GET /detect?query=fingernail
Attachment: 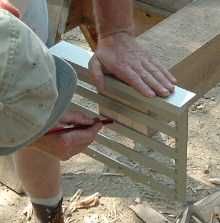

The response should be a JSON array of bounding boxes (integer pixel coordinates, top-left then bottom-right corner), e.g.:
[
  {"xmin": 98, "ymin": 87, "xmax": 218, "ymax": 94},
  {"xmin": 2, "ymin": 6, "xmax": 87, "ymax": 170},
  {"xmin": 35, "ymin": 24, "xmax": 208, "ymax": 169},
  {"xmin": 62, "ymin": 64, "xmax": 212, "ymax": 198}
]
[
  {"xmin": 168, "ymin": 84, "xmax": 175, "ymax": 92},
  {"xmin": 172, "ymin": 77, "xmax": 177, "ymax": 83},
  {"xmin": 161, "ymin": 88, "xmax": 170, "ymax": 96},
  {"xmin": 148, "ymin": 91, "xmax": 156, "ymax": 97}
]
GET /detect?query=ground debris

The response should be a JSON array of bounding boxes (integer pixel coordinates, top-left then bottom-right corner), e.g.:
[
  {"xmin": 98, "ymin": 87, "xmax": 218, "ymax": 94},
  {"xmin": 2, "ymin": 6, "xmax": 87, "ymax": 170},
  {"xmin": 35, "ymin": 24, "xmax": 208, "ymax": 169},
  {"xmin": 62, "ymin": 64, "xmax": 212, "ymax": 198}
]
[
  {"xmin": 21, "ymin": 203, "xmax": 33, "ymax": 222},
  {"xmin": 84, "ymin": 214, "xmax": 110, "ymax": 223},
  {"xmin": 65, "ymin": 189, "xmax": 101, "ymax": 214},
  {"xmin": 208, "ymin": 178, "xmax": 220, "ymax": 185},
  {"xmin": 129, "ymin": 201, "xmax": 169, "ymax": 223}
]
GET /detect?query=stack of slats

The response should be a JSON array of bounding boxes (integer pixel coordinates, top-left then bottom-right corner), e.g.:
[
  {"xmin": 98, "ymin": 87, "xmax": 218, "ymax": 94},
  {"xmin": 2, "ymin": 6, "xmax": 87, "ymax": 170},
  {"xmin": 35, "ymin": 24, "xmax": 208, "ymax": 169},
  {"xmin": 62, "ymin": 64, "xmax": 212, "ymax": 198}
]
[{"xmin": 50, "ymin": 41, "xmax": 195, "ymax": 201}]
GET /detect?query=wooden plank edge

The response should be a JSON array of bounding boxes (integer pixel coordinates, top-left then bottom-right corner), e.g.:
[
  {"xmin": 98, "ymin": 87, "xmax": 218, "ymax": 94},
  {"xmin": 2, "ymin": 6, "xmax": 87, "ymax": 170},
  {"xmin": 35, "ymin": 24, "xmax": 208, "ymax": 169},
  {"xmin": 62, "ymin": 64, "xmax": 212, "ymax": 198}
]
[
  {"xmin": 96, "ymin": 133, "xmax": 175, "ymax": 178},
  {"xmin": 49, "ymin": 41, "xmax": 196, "ymax": 113},
  {"xmin": 85, "ymin": 146, "xmax": 176, "ymax": 199}
]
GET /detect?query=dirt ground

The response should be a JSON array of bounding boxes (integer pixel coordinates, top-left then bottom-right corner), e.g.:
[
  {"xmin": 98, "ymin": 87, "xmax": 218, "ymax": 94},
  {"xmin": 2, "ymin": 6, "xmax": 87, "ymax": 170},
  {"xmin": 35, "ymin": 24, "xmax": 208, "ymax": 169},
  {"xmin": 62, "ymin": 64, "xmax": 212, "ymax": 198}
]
[{"xmin": 1, "ymin": 29, "xmax": 220, "ymax": 223}]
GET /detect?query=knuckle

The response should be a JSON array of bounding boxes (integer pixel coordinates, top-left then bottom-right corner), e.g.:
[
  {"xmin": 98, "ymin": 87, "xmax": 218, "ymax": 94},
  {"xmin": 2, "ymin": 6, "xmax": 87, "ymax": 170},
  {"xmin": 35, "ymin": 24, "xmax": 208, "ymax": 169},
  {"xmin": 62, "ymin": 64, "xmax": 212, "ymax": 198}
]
[{"xmin": 61, "ymin": 154, "xmax": 69, "ymax": 161}]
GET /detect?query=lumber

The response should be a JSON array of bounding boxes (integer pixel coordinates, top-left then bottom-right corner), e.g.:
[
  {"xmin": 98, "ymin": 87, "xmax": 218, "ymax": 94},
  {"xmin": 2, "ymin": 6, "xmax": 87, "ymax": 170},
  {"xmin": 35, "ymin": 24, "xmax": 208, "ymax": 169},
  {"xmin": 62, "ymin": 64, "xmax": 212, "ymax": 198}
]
[{"xmin": 137, "ymin": 0, "xmax": 220, "ymax": 99}]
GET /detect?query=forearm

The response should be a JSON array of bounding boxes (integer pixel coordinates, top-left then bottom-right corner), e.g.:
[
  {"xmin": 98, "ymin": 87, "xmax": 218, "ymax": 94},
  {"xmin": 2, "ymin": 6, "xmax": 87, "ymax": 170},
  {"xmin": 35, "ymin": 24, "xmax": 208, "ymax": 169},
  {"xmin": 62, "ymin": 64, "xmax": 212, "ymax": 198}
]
[{"xmin": 93, "ymin": 0, "xmax": 134, "ymax": 39}]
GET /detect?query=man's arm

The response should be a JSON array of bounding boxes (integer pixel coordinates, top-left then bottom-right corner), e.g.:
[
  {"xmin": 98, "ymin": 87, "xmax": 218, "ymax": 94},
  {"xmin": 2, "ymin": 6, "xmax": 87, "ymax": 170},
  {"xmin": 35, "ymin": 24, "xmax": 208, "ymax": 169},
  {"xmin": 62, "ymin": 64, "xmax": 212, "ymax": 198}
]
[
  {"xmin": 93, "ymin": 0, "xmax": 134, "ymax": 39},
  {"xmin": 90, "ymin": 0, "xmax": 176, "ymax": 97}
]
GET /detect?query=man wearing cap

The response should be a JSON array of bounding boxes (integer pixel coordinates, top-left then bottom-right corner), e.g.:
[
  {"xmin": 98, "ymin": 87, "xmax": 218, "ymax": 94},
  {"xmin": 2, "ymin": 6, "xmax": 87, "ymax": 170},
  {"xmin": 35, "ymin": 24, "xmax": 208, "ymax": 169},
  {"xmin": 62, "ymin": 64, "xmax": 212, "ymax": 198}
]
[{"xmin": 0, "ymin": 1, "xmax": 177, "ymax": 222}]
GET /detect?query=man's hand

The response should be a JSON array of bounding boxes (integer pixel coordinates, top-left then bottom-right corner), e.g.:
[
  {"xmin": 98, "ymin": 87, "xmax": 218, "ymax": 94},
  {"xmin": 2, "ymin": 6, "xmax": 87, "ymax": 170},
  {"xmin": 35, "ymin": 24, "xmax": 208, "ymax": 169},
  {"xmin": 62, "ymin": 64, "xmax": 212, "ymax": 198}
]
[
  {"xmin": 89, "ymin": 32, "xmax": 177, "ymax": 97},
  {"xmin": 0, "ymin": 0, "xmax": 20, "ymax": 17},
  {"xmin": 34, "ymin": 111, "xmax": 102, "ymax": 161}
]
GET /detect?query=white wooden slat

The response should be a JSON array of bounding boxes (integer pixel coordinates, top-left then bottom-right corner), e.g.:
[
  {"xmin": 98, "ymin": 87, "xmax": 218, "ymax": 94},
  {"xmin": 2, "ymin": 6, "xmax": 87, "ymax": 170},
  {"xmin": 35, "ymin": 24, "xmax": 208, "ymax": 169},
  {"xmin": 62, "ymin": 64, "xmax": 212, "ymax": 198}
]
[
  {"xmin": 85, "ymin": 146, "xmax": 175, "ymax": 199},
  {"xmin": 96, "ymin": 134, "xmax": 175, "ymax": 178},
  {"xmin": 70, "ymin": 102, "xmax": 176, "ymax": 158}
]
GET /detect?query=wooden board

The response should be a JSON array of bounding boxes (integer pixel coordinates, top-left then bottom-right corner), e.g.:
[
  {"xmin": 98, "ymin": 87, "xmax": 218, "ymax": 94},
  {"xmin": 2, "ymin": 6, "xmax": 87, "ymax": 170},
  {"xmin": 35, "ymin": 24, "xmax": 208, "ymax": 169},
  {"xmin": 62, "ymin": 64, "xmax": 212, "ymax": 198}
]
[
  {"xmin": 134, "ymin": 5, "xmax": 165, "ymax": 36},
  {"xmin": 137, "ymin": 0, "xmax": 220, "ymax": 99},
  {"xmin": 50, "ymin": 41, "xmax": 196, "ymax": 113}
]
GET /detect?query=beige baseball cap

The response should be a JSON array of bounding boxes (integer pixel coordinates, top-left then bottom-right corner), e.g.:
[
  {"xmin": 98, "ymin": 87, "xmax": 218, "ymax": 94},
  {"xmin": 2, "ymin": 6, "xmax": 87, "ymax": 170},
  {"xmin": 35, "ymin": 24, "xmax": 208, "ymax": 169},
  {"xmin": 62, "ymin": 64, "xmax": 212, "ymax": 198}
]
[{"xmin": 0, "ymin": 9, "xmax": 77, "ymax": 155}]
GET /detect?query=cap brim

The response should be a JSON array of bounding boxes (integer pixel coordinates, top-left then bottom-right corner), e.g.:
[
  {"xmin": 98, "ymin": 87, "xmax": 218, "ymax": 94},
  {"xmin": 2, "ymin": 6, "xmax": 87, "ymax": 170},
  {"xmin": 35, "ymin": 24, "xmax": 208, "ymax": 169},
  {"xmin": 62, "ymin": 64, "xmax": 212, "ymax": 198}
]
[
  {"xmin": 1, "ymin": 56, "xmax": 77, "ymax": 155},
  {"xmin": 42, "ymin": 55, "xmax": 77, "ymax": 132}
]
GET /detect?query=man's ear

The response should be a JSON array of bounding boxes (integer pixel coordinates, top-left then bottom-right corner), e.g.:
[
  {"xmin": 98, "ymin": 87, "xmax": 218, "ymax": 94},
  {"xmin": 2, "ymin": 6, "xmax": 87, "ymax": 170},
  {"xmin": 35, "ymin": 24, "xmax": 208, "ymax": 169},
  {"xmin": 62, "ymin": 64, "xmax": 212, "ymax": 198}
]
[{"xmin": 0, "ymin": 0, "xmax": 20, "ymax": 18}]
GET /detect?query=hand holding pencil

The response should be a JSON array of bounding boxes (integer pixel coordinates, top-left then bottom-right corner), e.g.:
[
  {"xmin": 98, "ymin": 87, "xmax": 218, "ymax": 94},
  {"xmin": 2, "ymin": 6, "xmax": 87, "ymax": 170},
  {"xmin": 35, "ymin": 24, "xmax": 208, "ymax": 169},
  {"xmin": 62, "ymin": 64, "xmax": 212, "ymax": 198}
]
[{"xmin": 34, "ymin": 111, "xmax": 113, "ymax": 161}]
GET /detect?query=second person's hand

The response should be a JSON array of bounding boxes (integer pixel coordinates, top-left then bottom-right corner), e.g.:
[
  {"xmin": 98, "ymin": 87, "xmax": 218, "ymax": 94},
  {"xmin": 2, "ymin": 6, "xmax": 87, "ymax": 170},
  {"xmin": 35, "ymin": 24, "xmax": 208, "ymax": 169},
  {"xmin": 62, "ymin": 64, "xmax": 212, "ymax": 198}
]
[{"xmin": 89, "ymin": 32, "xmax": 177, "ymax": 97}]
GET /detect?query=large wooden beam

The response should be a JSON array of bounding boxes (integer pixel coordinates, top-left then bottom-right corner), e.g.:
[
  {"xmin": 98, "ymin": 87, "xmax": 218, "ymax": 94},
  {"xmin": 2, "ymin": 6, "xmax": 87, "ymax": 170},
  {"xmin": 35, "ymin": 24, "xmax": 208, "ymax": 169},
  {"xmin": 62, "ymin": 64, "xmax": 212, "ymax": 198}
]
[{"xmin": 137, "ymin": 0, "xmax": 220, "ymax": 99}]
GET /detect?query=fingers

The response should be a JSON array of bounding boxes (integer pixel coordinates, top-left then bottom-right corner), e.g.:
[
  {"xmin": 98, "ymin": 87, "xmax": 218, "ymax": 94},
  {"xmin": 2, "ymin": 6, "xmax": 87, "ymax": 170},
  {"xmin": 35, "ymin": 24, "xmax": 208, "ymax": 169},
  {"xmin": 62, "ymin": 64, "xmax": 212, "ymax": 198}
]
[
  {"xmin": 36, "ymin": 121, "xmax": 102, "ymax": 161},
  {"xmin": 89, "ymin": 55, "xmax": 105, "ymax": 92},
  {"xmin": 140, "ymin": 70, "xmax": 170, "ymax": 97},
  {"xmin": 150, "ymin": 58, "xmax": 177, "ymax": 84},
  {"xmin": 131, "ymin": 56, "xmax": 176, "ymax": 97},
  {"xmin": 53, "ymin": 122, "xmax": 102, "ymax": 161},
  {"xmin": 63, "ymin": 122, "xmax": 102, "ymax": 147},
  {"xmin": 0, "ymin": 1, "xmax": 20, "ymax": 17},
  {"xmin": 142, "ymin": 60, "xmax": 174, "ymax": 93},
  {"xmin": 60, "ymin": 111, "xmax": 94, "ymax": 126},
  {"xmin": 122, "ymin": 67, "xmax": 156, "ymax": 97}
]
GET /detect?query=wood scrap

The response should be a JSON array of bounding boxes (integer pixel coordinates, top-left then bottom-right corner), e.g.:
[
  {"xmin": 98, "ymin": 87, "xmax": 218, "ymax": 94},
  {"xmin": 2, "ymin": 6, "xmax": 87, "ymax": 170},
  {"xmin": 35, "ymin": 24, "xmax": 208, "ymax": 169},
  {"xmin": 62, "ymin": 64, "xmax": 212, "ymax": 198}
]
[
  {"xmin": 22, "ymin": 203, "xmax": 33, "ymax": 222},
  {"xmin": 191, "ymin": 192, "xmax": 220, "ymax": 223},
  {"xmin": 209, "ymin": 178, "xmax": 220, "ymax": 185},
  {"xmin": 65, "ymin": 190, "xmax": 101, "ymax": 213},
  {"xmin": 101, "ymin": 172, "xmax": 124, "ymax": 177},
  {"xmin": 84, "ymin": 214, "xmax": 100, "ymax": 223},
  {"xmin": 134, "ymin": 197, "xmax": 142, "ymax": 204},
  {"xmin": 210, "ymin": 206, "xmax": 220, "ymax": 223},
  {"xmin": 129, "ymin": 201, "xmax": 169, "ymax": 223},
  {"xmin": 175, "ymin": 207, "xmax": 191, "ymax": 223},
  {"xmin": 70, "ymin": 189, "xmax": 82, "ymax": 202},
  {"xmin": 191, "ymin": 216, "xmax": 204, "ymax": 223},
  {"xmin": 119, "ymin": 208, "xmax": 144, "ymax": 223}
]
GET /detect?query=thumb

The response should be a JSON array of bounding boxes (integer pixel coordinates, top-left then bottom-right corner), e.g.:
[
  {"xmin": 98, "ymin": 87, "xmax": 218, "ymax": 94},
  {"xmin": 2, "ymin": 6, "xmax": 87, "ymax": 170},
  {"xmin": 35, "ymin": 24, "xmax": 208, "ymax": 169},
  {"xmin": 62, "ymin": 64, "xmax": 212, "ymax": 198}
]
[
  {"xmin": 0, "ymin": 1, "xmax": 20, "ymax": 18},
  {"xmin": 89, "ymin": 55, "xmax": 105, "ymax": 93}
]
